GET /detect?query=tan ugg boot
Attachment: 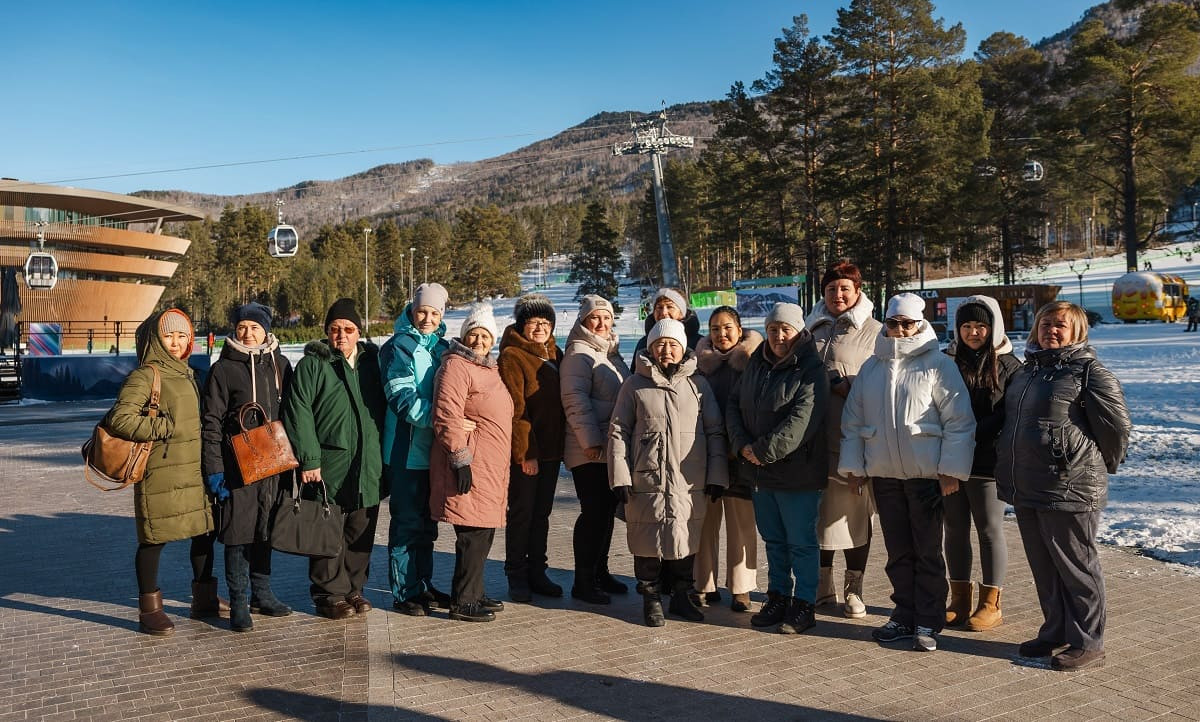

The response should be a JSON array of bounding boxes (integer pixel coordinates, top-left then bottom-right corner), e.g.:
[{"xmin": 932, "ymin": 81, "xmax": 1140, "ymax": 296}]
[
  {"xmin": 966, "ymin": 584, "xmax": 1003, "ymax": 631},
  {"xmin": 815, "ymin": 566, "xmax": 838, "ymax": 607},
  {"xmin": 138, "ymin": 590, "xmax": 175, "ymax": 636},
  {"xmin": 945, "ymin": 579, "xmax": 974, "ymax": 627}
]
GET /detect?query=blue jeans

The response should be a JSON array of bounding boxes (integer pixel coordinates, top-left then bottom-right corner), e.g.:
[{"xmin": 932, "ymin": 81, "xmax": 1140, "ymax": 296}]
[
  {"xmin": 752, "ymin": 488, "xmax": 823, "ymax": 601},
  {"xmin": 388, "ymin": 469, "xmax": 438, "ymax": 603}
]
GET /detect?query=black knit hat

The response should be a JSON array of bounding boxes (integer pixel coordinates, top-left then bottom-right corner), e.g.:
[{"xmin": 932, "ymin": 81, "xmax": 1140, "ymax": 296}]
[
  {"xmin": 324, "ymin": 297, "xmax": 363, "ymax": 332},
  {"xmin": 233, "ymin": 302, "xmax": 272, "ymax": 333},
  {"xmin": 956, "ymin": 302, "xmax": 992, "ymax": 328},
  {"xmin": 514, "ymin": 293, "xmax": 556, "ymax": 330}
]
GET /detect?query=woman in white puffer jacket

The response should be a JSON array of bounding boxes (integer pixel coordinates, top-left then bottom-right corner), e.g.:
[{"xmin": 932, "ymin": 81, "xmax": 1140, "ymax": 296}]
[{"xmin": 839, "ymin": 293, "xmax": 975, "ymax": 653}]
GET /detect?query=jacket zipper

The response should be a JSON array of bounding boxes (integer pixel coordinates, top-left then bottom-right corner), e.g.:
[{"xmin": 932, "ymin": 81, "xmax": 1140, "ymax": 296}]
[{"xmin": 1008, "ymin": 368, "xmax": 1037, "ymax": 495}]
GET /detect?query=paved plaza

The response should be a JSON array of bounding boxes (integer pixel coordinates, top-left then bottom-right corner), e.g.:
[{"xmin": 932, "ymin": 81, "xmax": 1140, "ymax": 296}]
[{"xmin": 2, "ymin": 401, "xmax": 1199, "ymax": 721}]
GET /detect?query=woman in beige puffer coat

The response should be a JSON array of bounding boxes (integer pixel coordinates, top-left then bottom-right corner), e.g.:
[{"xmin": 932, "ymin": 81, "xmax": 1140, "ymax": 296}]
[{"xmin": 608, "ymin": 318, "xmax": 728, "ymax": 627}]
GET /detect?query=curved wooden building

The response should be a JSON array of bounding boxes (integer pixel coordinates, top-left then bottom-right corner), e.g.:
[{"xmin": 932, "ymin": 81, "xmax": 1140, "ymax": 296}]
[{"xmin": 0, "ymin": 180, "xmax": 204, "ymax": 350}]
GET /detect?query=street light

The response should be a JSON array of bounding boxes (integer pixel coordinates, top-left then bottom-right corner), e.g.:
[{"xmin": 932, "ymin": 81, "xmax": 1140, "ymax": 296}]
[
  {"xmin": 423, "ymin": 255, "xmax": 429, "ymax": 284},
  {"xmin": 1068, "ymin": 257, "xmax": 1091, "ymax": 308},
  {"xmin": 363, "ymin": 228, "xmax": 371, "ymax": 339},
  {"xmin": 409, "ymin": 247, "xmax": 416, "ymax": 302}
]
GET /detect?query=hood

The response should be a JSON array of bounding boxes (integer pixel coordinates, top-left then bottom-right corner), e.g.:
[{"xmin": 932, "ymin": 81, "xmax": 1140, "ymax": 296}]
[
  {"xmin": 805, "ymin": 294, "xmax": 876, "ymax": 332},
  {"xmin": 695, "ymin": 328, "xmax": 763, "ymax": 375},
  {"xmin": 393, "ymin": 302, "xmax": 448, "ymax": 345},
  {"xmin": 945, "ymin": 295, "xmax": 1013, "ymax": 356},
  {"xmin": 872, "ymin": 321, "xmax": 940, "ymax": 361},
  {"xmin": 757, "ymin": 329, "xmax": 817, "ymax": 369},
  {"xmin": 499, "ymin": 323, "xmax": 559, "ymax": 360},
  {"xmin": 1024, "ymin": 340, "xmax": 1095, "ymax": 368},
  {"xmin": 566, "ymin": 318, "xmax": 620, "ymax": 357},
  {"xmin": 135, "ymin": 310, "xmax": 193, "ymax": 375},
  {"xmin": 444, "ymin": 337, "xmax": 497, "ymax": 368},
  {"xmin": 633, "ymin": 349, "xmax": 698, "ymax": 385},
  {"xmin": 220, "ymin": 333, "xmax": 280, "ymax": 362}
]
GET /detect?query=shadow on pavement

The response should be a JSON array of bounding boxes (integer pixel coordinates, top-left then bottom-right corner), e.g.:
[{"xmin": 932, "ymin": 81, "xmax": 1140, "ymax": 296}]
[{"xmin": 393, "ymin": 654, "xmax": 881, "ymax": 719}]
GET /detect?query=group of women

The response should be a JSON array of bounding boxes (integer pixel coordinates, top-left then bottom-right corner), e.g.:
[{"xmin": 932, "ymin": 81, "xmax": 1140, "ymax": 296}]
[{"xmin": 111, "ymin": 260, "xmax": 1130, "ymax": 672}]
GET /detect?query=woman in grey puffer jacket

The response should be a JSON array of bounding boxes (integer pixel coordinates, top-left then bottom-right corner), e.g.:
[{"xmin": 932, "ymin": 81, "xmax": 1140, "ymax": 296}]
[
  {"xmin": 996, "ymin": 301, "xmax": 1130, "ymax": 672},
  {"xmin": 560, "ymin": 295, "xmax": 631, "ymax": 604}
]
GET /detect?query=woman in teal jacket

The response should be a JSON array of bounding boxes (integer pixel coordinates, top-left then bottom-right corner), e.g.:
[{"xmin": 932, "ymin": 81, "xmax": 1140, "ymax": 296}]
[{"xmin": 380, "ymin": 283, "xmax": 453, "ymax": 615}]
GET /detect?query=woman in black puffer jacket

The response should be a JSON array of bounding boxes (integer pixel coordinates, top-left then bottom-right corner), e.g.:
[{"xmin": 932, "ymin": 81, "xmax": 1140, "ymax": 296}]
[{"xmin": 996, "ymin": 301, "xmax": 1130, "ymax": 672}]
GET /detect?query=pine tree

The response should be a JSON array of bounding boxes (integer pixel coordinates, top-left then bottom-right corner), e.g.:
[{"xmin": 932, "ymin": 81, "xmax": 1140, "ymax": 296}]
[{"xmin": 568, "ymin": 201, "xmax": 625, "ymax": 312}]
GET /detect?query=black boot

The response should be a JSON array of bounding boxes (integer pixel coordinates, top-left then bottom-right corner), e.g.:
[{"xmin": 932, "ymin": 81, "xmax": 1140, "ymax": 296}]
[
  {"xmin": 637, "ymin": 580, "xmax": 665, "ymax": 627},
  {"xmin": 779, "ymin": 597, "xmax": 816, "ymax": 635},
  {"xmin": 528, "ymin": 569, "xmax": 563, "ymax": 597},
  {"xmin": 669, "ymin": 585, "xmax": 705, "ymax": 622},
  {"xmin": 224, "ymin": 545, "xmax": 252, "ymax": 632},
  {"xmin": 752, "ymin": 591, "xmax": 788, "ymax": 628},
  {"xmin": 571, "ymin": 568, "xmax": 611, "ymax": 605},
  {"xmin": 248, "ymin": 543, "xmax": 292, "ymax": 617},
  {"xmin": 596, "ymin": 563, "xmax": 628, "ymax": 595}
]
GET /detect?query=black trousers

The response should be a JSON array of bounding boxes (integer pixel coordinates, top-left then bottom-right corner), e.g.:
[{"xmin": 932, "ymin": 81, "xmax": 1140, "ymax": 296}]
[
  {"xmin": 452, "ymin": 525, "xmax": 496, "ymax": 606},
  {"xmin": 505, "ymin": 460, "xmax": 560, "ymax": 579},
  {"xmin": 1015, "ymin": 506, "xmax": 1106, "ymax": 651},
  {"xmin": 633, "ymin": 555, "xmax": 695, "ymax": 593},
  {"xmin": 570, "ymin": 463, "xmax": 616, "ymax": 578},
  {"xmin": 874, "ymin": 477, "xmax": 948, "ymax": 632},
  {"xmin": 309, "ymin": 505, "xmax": 379, "ymax": 605}
]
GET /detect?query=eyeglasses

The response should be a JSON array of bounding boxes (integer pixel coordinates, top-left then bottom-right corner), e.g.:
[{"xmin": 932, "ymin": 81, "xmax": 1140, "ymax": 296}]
[
  {"xmin": 884, "ymin": 318, "xmax": 920, "ymax": 331},
  {"xmin": 524, "ymin": 319, "xmax": 553, "ymax": 329}
]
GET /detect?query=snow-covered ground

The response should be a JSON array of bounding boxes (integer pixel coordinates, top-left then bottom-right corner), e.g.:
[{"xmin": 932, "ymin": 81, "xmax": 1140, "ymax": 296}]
[{"xmin": 292, "ymin": 244, "xmax": 1200, "ymax": 570}]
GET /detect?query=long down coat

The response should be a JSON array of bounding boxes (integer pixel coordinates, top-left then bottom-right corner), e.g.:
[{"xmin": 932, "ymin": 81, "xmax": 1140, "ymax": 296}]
[
  {"xmin": 559, "ymin": 320, "xmax": 630, "ymax": 471},
  {"xmin": 608, "ymin": 352, "xmax": 729, "ymax": 560},
  {"xmin": 429, "ymin": 340, "xmax": 514, "ymax": 528},
  {"xmin": 106, "ymin": 311, "xmax": 213, "ymax": 544}
]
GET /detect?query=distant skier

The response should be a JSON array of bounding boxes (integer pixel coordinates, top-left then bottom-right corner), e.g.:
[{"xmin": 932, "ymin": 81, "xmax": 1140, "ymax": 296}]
[{"xmin": 1185, "ymin": 295, "xmax": 1199, "ymax": 332}]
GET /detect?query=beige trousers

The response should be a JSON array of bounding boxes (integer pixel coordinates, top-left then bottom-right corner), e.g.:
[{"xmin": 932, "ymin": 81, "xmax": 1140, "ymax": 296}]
[{"xmin": 694, "ymin": 496, "xmax": 758, "ymax": 594}]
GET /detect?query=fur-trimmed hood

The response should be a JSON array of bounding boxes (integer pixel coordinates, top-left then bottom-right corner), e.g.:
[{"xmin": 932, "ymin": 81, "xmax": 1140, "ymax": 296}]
[
  {"xmin": 806, "ymin": 294, "xmax": 876, "ymax": 333},
  {"xmin": 695, "ymin": 329, "xmax": 763, "ymax": 376}
]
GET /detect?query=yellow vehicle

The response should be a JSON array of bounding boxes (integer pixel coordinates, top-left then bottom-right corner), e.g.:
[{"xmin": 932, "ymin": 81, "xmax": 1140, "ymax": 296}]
[{"xmin": 1111, "ymin": 271, "xmax": 1190, "ymax": 322}]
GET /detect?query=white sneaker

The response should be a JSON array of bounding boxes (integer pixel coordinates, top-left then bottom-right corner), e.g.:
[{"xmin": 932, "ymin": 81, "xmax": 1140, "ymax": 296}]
[{"xmin": 913, "ymin": 626, "xmax": 937, "ymax": 652}]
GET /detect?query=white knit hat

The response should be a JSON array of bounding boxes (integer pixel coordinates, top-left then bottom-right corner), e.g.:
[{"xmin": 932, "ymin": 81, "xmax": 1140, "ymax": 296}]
[
  {"xmin": 413, "ymin": 283, "xmax": 449, "ymax": 314},
  {"xmin": 765, "ymin": 302, "xmax": 806, "ymax": 332},
  {"xmin": 647, "ymin": 318, "xmax": 687, "ymax": 348},
  {"xmin": 885, "ymin": 292, "xmax": 926, "ymax": 321},
  {"xmin": 459, "ymin": 303, "xmax": 498, "ymax": 342},
  {"xmin": 653, "ymin": 287, "xmax": 688, "ymax": 315},
  {"xmin": 578, "ymin": 294, "xmax": 614, "ymax": 320}
]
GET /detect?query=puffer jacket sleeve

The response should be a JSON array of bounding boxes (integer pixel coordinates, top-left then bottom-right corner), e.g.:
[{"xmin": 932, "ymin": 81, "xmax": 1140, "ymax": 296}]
[
  {"xmin": 282, "ymin": 357, "xmax": 323, "ymax": 472},
  {"xmin": 199, "ymin": 362, "xmax": 230, "ymax": 477},
  {"xmin": 560, "ymin": 350, "xmax": 606, "ymax": 452},
  {"xmin": 106, "ymin": 366, "xmax": 173, "ymax": 442},
  {"xmin": 381, "ymin": 341, "xmax": 433, "ymax": 429},
  {"xmin": 433, "ymin": 357, "xmax": 472, "ymax": 468},
  {"xmin": 697, "ymin": 377, "xmax": 729, "ymax": 488},
  {"xmin": 837, "ymin": 362, "xmax": 870, "ymax": 478},
  {"xmin": 725, "ymin": 372, "xmax": 752, "ymax": 457},
  {"xmin": 932, "ymin": 357, "xmax": 977, "ymax": 480},
  {"xmin": 607, "ymin": 380, "xmax": 637, "ymax": 489},
  {"xmin": 752, "ymin": 365, "xmax": 828, "ymax": 466},
  {"xmin": 1082, "ymin": 360, "xmax": 1131, "ymax": 473}
]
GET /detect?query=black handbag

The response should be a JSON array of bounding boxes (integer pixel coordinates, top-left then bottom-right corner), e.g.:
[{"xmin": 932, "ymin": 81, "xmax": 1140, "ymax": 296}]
[{"xmin": 270, "ymin": 476, "xmax": 344, "ymax": 559}]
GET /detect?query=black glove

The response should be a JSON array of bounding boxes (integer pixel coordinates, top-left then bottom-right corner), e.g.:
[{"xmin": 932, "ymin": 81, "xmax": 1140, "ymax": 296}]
[
  {"xmin": 612, "ymin": 486, "xmax": 630, "ymax": 505},
  {"xmin": 456, "ymin": 465, "xmax": 473, "ymax": 494},
  {"xmin": 705, "ymin": 484, "xmax": 724, "ymax": 501}
]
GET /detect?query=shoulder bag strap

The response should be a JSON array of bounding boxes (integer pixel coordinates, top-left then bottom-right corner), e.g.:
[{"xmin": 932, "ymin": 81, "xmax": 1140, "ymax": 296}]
[{"xmin": 145, "ymin": 365, "xmax": 162, "ymax": 418}]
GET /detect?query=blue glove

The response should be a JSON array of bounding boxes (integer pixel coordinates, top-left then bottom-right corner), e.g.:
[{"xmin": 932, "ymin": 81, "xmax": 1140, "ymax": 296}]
[{"xmin": 205, "ymin": 472, "xmax": 229, "ymax": 502}]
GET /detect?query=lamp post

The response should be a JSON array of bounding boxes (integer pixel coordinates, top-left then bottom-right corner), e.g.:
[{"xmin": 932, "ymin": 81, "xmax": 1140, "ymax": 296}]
[
  {"xmin": 423, "ymin": 255, "xmax": 429, "ymax": 284},
  {"xmin": 409, "ymin": 247, "xmax": 416, "ymax": 301},
  {"xmin": 363, "ymin": 228, "xmax": 371, "ymax": 339},
  {"xmin": 1068, "ymin": 257, "xmax": 1091, "ymax": 308}
]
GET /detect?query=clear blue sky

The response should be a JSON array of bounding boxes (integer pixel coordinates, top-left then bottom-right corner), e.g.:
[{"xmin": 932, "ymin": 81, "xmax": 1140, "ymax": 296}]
[{"xmin": 2, "ymin": 1, "xmax": 1099, "ymax": 196}]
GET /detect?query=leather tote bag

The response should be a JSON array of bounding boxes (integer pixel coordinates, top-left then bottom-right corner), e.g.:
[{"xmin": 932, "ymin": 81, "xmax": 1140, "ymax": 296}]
[
  {"xmin": 82, "ymin": 365, "xmax": 161, "ymax": 491},
  {"xmin": 270, "ymin": 476, "xmax": 344, "ymax": 559},
  {"xmin": 229, "ymin": 402, "xmax": 299, "ymax": 484}
]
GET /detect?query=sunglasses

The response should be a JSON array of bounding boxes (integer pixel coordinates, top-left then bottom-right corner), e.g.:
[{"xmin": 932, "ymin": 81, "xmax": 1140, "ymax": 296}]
[{"xmin": 884, "ymin": 318, "xmax": 920, "ymax": 331}]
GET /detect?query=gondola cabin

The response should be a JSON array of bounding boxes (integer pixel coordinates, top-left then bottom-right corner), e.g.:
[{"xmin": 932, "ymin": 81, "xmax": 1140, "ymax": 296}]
[
  {"xmin": 1111, "ymin": 271, "xmax": 1189, "ymax": 322},
  {"xmin": 23, "ymin": 250, "xmax": 58, "ymax": 290},
  {"xmin": 268, "ymin": 224, "xmax": 298, "ymax": 258}
]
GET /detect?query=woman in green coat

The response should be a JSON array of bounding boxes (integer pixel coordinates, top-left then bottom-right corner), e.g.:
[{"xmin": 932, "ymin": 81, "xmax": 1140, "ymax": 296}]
[{"xmin": 106, "ymin": 308, "xmax": 215, "ymax": 636}]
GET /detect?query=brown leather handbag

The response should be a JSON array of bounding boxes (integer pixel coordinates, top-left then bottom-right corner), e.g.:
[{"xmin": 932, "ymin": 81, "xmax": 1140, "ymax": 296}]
[
  {"xmin": 229, "ymin": 402, "xmax": 299, "ymax": 484},
  {"xmin": 82, "ymin": 365, "xmax": 161, "ymax": 491}
]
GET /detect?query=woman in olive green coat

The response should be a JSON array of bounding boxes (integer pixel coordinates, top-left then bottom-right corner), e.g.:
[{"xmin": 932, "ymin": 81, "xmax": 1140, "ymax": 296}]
[{"xmin": 106, "ymin": 308, "xmax": 215, "ymax": 636}]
